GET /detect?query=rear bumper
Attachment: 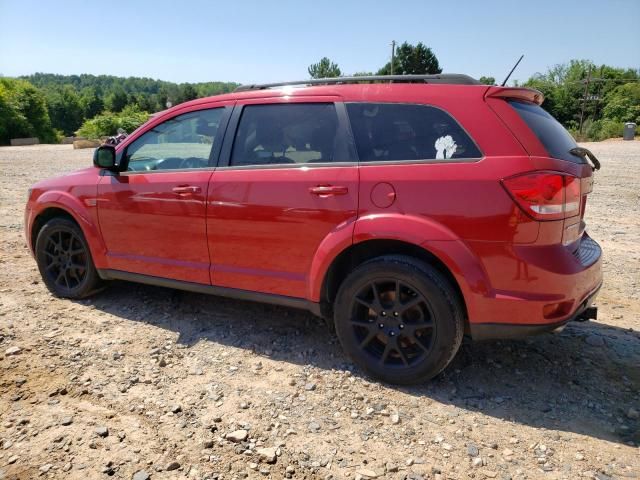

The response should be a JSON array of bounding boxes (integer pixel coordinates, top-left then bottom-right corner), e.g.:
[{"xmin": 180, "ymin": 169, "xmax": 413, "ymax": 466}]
[
  {"xmin": 469, "ymin": 282, "xmax": 601, "ymax": 340},
  {"xmin": 466, "ymin": 233, "xmax": 603, "ymax": 340}
]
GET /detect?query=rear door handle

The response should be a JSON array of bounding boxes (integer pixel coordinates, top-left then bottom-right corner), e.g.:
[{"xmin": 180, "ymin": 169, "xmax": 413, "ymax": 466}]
[
  {"xmin": 309, "ymin": 185, "xmax": 348, "ymax": 196},
  {"xmin": 172, "ymin": 185, "xmax": 201, "ymax": 194}
]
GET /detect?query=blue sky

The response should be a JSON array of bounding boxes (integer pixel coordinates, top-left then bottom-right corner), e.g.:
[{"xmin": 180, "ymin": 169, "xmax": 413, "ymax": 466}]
[{"xmin": 1, "ymin": 0, "xmax": 638, "ymax": 85}]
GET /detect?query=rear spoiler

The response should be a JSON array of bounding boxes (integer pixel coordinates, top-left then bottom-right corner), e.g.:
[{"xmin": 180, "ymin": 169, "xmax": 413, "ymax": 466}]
[{"xmin": 485, "ymin": 86, "xmax": 544, "ymax": 105}]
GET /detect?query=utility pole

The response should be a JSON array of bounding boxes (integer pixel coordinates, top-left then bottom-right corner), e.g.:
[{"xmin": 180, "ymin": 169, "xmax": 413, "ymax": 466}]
[
  {"xmin": 579, "ymin": 65, "xmax": 592, "ymax": 135},
  {"xmin": 390, "ymin": 40, "xmax": 396, "ymax": 75}
]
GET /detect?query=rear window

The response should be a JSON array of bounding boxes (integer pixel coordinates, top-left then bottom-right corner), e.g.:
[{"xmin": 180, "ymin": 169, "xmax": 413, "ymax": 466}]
[
  {"xmin": 346, "ymin": 103, "xmax": 481, "ymax": 162},
  {"xmin": 508, "ymin": 100, "xmax": 583, "ymax": 164}
]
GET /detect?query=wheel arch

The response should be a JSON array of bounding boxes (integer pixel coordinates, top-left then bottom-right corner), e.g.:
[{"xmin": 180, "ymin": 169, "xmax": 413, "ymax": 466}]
[
  {"xmin": 29, "ymin": 193, "xmax": 108, "ymax": 268},
  {"xmin": 317, "ymin": 238, "xmax": 469, "ymax": 325}
]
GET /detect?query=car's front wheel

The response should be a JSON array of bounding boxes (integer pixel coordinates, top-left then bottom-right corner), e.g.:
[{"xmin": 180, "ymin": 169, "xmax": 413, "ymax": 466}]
[
  {"xmin": 35, "ymin": 217, "xmax": 101, "ymax": 299},
  {"xmin": 334, "ymin": 255, "xmax": 464, "ymax": 384}
]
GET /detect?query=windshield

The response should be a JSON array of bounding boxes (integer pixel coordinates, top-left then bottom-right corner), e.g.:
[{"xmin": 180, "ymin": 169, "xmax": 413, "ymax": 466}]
[{"xmin": 509, "ymin": 100, "xmax": 585, "ymax": 164}]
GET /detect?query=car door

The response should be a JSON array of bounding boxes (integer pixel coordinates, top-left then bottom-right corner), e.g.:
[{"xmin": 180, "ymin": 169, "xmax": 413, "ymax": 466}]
[
  {"xmin": 97, "ymin": 104, "xmax": 232, "ymax": 284},
  {"xmin": 207, "ymin": 97, "xmax": 358, "ymax": 298}
]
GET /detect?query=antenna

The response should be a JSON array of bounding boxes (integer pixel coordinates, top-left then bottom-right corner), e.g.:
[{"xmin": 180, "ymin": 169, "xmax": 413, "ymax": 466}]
[{"xmin": 501, "ymin": 54, "xmax": 524, "ymax": 86}]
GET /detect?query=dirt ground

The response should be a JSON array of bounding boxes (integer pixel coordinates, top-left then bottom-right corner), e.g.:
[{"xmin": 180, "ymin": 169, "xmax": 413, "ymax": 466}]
[{"xmin": 0, "ymin": 142, "xmax": 638, "ymax": 480}]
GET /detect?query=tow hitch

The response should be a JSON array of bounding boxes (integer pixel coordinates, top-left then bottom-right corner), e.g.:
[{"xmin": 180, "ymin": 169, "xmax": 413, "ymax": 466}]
[{"xmin": 575, "ymin": 306, "xmax": 598, "ymax": 322}]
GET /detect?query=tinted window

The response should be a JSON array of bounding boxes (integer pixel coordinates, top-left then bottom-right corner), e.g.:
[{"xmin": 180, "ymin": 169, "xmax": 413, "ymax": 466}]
[
  {"xmin": 125, "ymin": 108, "xmax": 224, "ymax": 171},
  {"xmin": 346, "ymin": 103, "xmax": 481, "ymax": 162},
  {"xmin": 231, "ymin": 103, "xmax": 339, "ymax": 166},
  {"xmin": 509, "ymin": 100, "xmax": 583, "ymax": 164}
]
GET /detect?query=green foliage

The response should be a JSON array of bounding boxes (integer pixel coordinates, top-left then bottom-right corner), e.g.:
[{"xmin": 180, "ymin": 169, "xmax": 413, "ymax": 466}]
[
  {"xmin": 76, "ymin": 105, "xmax": 150, "ymax": 139},
  {"xmin": 601, "ymin": 83, "xmax": 640, "ymax": 123},
  {"xmin": 308, "ymin": 57, "xmax": 342, "ymax": 79},
  {"xmin": 0, "ymin": 78, "xmax": 56, "ymax": 145},
  {"xmin": 45, "ymin": 85, "xmax": 84, "ymax": 135},
  {"xmin": 524, "ymin": 60, "xmax": 639, "ymax": 140},
  {"xmin": 377, "ymin": 42, "xmax": 441, "ymax": 75},
  {"xmin": 479, "ymin": 76, "xmax": 496, "ymax": 85}
]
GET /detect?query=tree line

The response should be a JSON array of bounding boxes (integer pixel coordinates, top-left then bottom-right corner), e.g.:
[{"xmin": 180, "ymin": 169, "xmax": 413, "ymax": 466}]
[
  {"xmin": 0, "ymin": 73, "xmax": 238, "ymax": 144},
  {"xmin": 1, "ymin": 42, "xmax": 638, "ymax": 145}
]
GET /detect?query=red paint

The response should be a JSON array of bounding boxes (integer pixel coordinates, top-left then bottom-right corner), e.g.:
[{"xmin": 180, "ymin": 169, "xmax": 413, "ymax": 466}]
[{"xmin": 25, "ymin": 82, "xmax": 602, "ymax": 331}]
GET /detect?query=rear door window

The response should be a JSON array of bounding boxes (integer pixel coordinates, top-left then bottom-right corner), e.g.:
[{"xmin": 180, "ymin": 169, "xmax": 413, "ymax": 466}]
[
  {"xmin": 508, "ymin": 100, "xmax": 583, "ymax": 163},
  {"xmin": 346, "ymin": 103, "xmax": 481, "ymax": 162},
  {"xmin": 230, "ymin": 103, "xmax": 340, "ymax": 166}
]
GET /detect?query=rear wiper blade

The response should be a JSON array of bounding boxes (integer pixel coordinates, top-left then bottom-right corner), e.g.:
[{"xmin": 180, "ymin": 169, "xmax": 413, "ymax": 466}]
[{"xmin": 570, "ymin": 147, "xmax": 601, "ymax": 171}]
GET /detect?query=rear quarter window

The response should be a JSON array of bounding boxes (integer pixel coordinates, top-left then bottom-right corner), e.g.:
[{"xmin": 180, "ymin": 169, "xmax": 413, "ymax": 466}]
[
  {"xmin": 346, "ymin": 103, "xmax": 482, "ymax": 162},
  {"xmin": 508, "ymin": 100, "xmax": 583, "ymax": 164}
]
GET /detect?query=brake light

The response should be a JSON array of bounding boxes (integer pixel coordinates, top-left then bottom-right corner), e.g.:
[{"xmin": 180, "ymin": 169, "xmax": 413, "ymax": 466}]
[{"xmin": 502, "ymin": 172, "xmax": 581, "ymax": 221}]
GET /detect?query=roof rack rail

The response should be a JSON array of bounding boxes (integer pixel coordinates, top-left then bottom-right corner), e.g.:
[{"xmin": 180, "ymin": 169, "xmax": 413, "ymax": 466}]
[{"xmin": 235, "ymin": 74, "xmax": 481, "ymax": 92}]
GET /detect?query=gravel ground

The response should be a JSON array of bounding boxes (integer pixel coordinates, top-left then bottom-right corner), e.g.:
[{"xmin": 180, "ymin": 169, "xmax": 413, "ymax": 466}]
[{"xmin": 0, "ymin": 142, "xmax": 638, "ymax": 480}]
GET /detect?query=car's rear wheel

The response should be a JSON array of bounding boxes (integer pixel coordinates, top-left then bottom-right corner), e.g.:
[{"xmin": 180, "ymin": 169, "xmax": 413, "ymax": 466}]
[
  {"xmin": 35, "ymin": 217, "xmax": 101, "ymax": 299},
  {"xmin": 334, "ymin": 255, "xmax": 464, "ymax": 384}
]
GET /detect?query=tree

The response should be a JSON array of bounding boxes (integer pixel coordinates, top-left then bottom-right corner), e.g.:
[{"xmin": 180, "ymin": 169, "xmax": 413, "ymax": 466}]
[
  {"xmin": 0, "ymin": 78, "xmax": 55, "ymax": 144},
  {"xmin": 45, "ymin": 85, "xmax": 84, "ymax": 135},
  {"xmin": 105, "ymin": 86, "xmax": 129, "ymax": 112},
  {"xmin": 308, "ymin": 57, "xmax": 341, "ymax": 79},
  {"xmin": 377, "ymin": 42, "xmax": 442, "ymax": 75},
  {"xmin": 178, "ymin": 83, "xmax": 198, "ymax": 103},
  {"xmin": 479, "ymin": 76, "xmax": 496, "ymax": 85},
  {"xmin": 602, "ymin": 83, "xmax": 640, "ymax": 123},
  {"xmin": 79, "ymin": 87, "xmax": 104, "ymax": 119}
]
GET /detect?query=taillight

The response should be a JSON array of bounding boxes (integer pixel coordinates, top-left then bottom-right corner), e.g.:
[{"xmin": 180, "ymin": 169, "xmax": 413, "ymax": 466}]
[{"xmin": 501, "ymin": 172, "xmax": 581, "ymax": 221}]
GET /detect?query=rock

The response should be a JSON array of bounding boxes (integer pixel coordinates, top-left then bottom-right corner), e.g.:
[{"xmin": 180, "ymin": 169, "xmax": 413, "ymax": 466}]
[
  {"xmin": 390, "ymin": 412, "xmax": 400, "ymax": 425},
  {"xmin": 308, "ymin": 421, "xmax": 321, "ymax": 432},
  {"xmin": 95, "ymin": 426, "xmax": 109, "ymax": 437},
  {"xmin": 166, "ymin": 461, "xmax": 180, "ymax": 471},
  {"xmin": 305, "ymin": 382, "xmax": 317, "ymax": 391},
  {"xmin": 585, "ymin": 335, "xmax": 605, "ymax": 347},
  {"xmin": 627, "ymin": 408, "xmax": 639, "ymax": 419},
  {"xmin": 355, "ymin": 468, "xmax": 380, "ymax": 478},
  {"xmin": 39, "ymin": 464, "xmax": 53, "ymax": 473},
  {"xmin": 7, "ymin": 455, "xmax": 18, "ymax": 464},
  {"xmin": 158, "ymin": 357, "xmax": 167, "ymax": 367},
  {"xmin": 256, "ymin": 446, "xmax": 278, "ymax": 464},
  {"xmin": 385, "ymin": 463, "xmax": 399, "ymax": 473},
  {"xmin": 441, "ymin": 442, "xmax": 453, "ymax": 451},
  {"xmin": 61, "ymin": 416, "xmax": 73, "ymax": 426},
  {"xmin": 467, "ymin": 444, "xmax": 479, "ymax": 457},
  {"xmin": 133, "ymin": 470, "xmax": 151, "ymax": 480},
  {"xmin": 472, "ymin": 457, "xmax": 483, "ymax": 467},
  {"xmin": 575, "ymin": 452, "xmax": 585, "ymax": 461},
  {"xmin": 203, "ymin": 440, "xmax": 214, "ymax": 449},
  {"xmin": 502, "ymin": 448, "xmax": 514, "ymax": 457},
  {"xmin": 5, "ymin": 346, "xmax": 21, "ymax": 356},
  {"xmin": 170, "ymin": 404, "xmax": 182, "ymax": 414},
  {"xmin": 226, "ymin": 429, "xmax": 248, "ymax": 442}
]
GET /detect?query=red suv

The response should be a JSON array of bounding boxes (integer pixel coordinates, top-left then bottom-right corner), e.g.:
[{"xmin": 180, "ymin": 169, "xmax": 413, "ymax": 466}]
[{"xmin": 25, "ymin": 75, "xmax": 602, "ymax": 384}]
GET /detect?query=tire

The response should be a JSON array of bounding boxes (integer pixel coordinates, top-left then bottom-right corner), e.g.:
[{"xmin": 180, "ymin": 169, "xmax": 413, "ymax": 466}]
[
  {"xmin": 35, "ymin": 217, "xmax": 102, "ymax": 299},
  {"xmin": 334, "ymin": 255, "xmax": 464, "ymax": 385}
]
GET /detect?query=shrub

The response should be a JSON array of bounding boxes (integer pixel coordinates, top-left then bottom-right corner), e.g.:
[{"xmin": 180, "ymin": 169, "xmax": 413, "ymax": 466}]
[{"xmin": 76, "ymin": 105, "xmax": 150, "ymax": 139}]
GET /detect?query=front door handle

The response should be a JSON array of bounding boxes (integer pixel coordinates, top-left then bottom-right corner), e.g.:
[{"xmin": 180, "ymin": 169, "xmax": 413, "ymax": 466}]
[
  {"xmin": 172, "ymin": 185, "xmax": 201, "ymax": 194},
  {"xmin": 309, "ymin": 185, "xmax": 348, "ymax": 196}
]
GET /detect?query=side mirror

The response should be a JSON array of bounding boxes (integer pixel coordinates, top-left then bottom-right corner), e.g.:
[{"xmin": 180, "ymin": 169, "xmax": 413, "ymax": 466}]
[{"xmin": 93, "ymin": 145, "xmax": 118, "ymax": 170}]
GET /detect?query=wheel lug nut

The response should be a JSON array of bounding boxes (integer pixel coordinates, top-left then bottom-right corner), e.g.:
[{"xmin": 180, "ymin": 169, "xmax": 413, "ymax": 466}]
[
  {"xmin": 399, "ymin": 324, "xmax": 404, "ymax": 329},
  {"xmin": 389, "ymin": 331, "xmax": 395, "ymax": 336},
  {"xmin": 393, "ymin": 312, "xmax": 399, "ymax": 317},
  {"xmin": 381, "ymin": 312, "xmax": 387, "ymax": 317},
  {"xmin": 379, "ymin": 323, "xmax": 384, "ymax": 328}
]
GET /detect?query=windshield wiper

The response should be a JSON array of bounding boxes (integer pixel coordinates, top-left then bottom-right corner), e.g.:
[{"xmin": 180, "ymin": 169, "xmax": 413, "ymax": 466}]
[{"xmin": 570, "ymin": 147, "xmax": 601, "ymax": 171}]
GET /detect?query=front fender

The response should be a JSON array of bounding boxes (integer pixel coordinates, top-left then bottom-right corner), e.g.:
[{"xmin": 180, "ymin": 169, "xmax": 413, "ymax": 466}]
[
  {"xmin": 28, "ymin": 191, "xmax": 108, "ymax": 269},
  {"xmin": 308, "ymin": 213, "xmax": 491, "ymax": 323}
]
